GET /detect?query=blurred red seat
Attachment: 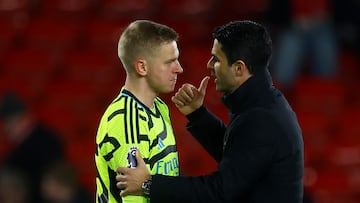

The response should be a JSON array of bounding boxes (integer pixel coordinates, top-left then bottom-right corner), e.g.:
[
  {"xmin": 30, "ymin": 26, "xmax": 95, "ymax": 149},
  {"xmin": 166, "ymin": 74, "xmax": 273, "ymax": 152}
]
[
  {"xmin": 216, "ymin": 0, "xmax": 269, "ymax": 21},
  {"xmin": 40, "ymin": 80, "xmax": 103, "ymax": 195},
  {"xmin": 3, "ymin": 47, "xmax": 56, "ymax": 74},
  {"xmin": 296, "ymin": 111, "xmax": 333, "ymax": 137},
  {"xmin": 0, "ymin": 0, "xmax": 30, "ymax": 51},
  {"xmin": 2, "ymin": 48, "xmax": 57, "ymax": 94},
  {"xmin": 39, "ymin": 0, "xmax": 97, "ymax": 22},
  {"xmin": 157, "ymin": 20, "xmax": 213, "ymax": 46},
  {"xmin": 0, "ymin": 0, "xmax": 28, "ymax": 10},
  {"xmin": 40, "ymin": 80, "xmax": 101, "ymax": 141},
  {"xmin": 296, "ymin": 111, "xmax": 333, "ymax": 167},
  {"xmin": 338, "ymin": 50, "xmax": 359, "ymax": 81},
  {"xmin": 24, "ymin": 18, "xmax": 82, "ymax": 55},
  {"xmin": 63, "ymin": 49, "xmax": 121, "ymax": 88},
  {"xmin": 0, "ymin": 77, "xmax": 48, "ymax": 111},
  {"xmin": 85, "ymin": 19, "xmax": 128, "ymax": 51},
  {"xmin": 338, "ymin": 51, "xmax": 360, "ymax": 106},
  {"xmin": 1, "ymin": 47, "xmax": 62, "ymax": 109},
  {"xmin": 44, "ymin": 80, "xmax": 99, "ymax": 110},
  {"xmin": 334, "ymin": 107, "xmax": 360, "ymax": 149},
  {"xmin": 66, "ymin": 138, "xmax": 96, "ymax": 193},
  {"xmin": 311, "ymin": 169, "xmax": 353, "ymax": 203},
  {"xmin": 158, "ymin": 0, "xmax": 216, "ymax": 21},
  {"xmin": 180, "ymin": 45, "xmax": 211, "ymax": 82},
  {"xmin": 0, "ymin": 20, "xmax": 18, "ymax": 54},
  {"xmin": 38, "ymin": 103, "xmax": 78, "ymax": 142},
  {"xmin": 324, "ymin": 142, "xmax": 360, "ymax": 168},
  {"xmin": 99, "ymin": 0, "xmax": 155, "ymax": 20},
  {"xmin": 0, "ymin": 0, "xmax": 31, "ymax": 18},
  {"xmin": 293, "ymin": 76, "xmax": 346, "ymax": 117}
]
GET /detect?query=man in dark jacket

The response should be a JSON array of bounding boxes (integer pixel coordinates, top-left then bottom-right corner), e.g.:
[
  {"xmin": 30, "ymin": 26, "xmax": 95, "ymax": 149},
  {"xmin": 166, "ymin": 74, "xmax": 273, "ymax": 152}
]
[{"xmin": 116, "ymin": 20, "xmax": 304, "ymax": 203}]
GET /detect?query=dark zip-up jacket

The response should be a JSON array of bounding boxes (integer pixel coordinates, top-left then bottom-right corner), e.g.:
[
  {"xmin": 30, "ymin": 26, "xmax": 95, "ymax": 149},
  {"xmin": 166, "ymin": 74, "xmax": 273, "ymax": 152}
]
[{"xmin": 151, "ymin": 70, "xmax": 304, "ymax": 203}]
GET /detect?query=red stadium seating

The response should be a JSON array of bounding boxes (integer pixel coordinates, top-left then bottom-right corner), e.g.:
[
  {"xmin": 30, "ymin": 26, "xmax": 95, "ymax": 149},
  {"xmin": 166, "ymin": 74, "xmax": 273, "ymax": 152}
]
[
  {"xmin": 158, "ymin": 0, "xmax": 216, "ymax": 21},
  {"xmin": 23, "ymin": 18, "xmax": 83, "ymax": 54},
  {"xmin": 85, "ymin": 19, "xmax": 128, "ymax": 52},
  {"xmin": 0, "ymin": 20, "xmax": 17, "ymax": 55},
  {"xmin": 99, "ymin": 0, "xmax": 156, "ymax": 20},
  {"xmin": 179, "ymin": 45, "xmax": 212, "ymax": 83},
  {"xmin": 310, "ymin": 169, "xmax": 353, "ymax": 203},
  {"xmin": 216, "ymin": 0, "xmax": 269, "ymax": 22},
  {"xmin": 39, "ymin": 80, "xmax": 103, "ymax": 141},
  {"xmin": 1, "ymin": 47, "xmax": 57, "ymax": 107},
  {"xmin": 2, "ymin": 47, "xmax": 57, "ymax": 79},
  {"xmin": 338, "ymin": 50, "xmax": 360, "ymax": 106},
  {"xmin": 296, "ymin": 111, "xmax": 333, "ymax": 168},
  {"xmin": 39, "ymin": 0, "xmax": 97, "ymax": 22},
  {"xmin": 0, "ymin": 0, "xmax": 31, "ymax": 17},
  {"xmin": 293, "ymin": 76, "xmax": 346, "ymax": 118},
  {"xmin": 63, "ymin": 49, "xmax": 122, "ymax": 95}
]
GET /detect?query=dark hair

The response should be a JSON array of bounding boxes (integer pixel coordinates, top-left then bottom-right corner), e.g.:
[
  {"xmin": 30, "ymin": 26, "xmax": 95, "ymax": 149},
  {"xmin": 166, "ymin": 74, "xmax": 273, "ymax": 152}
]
[{"xmin": 212, "ymin": 20, "xmax": 272, "ymax": 73}]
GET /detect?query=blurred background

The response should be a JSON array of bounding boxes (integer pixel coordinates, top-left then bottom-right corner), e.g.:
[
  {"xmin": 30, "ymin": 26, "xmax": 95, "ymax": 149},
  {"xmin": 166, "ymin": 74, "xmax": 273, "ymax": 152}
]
[{"xmin": 0, "ymin": 0, "xmax": 359, "ymax": 202}]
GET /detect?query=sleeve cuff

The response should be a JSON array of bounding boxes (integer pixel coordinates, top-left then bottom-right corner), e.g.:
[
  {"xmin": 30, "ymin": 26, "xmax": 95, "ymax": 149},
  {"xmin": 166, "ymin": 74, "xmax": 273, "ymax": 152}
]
[{"xmin": 186, "ymin": 105, "xmax": 207, "ymax": 122}]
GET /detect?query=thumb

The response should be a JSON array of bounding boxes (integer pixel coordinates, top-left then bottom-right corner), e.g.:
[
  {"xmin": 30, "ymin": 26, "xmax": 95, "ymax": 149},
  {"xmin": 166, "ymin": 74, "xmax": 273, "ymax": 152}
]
[{"xmin": 198, "ymin": 76, "xmax": 210, "ymax": 95}]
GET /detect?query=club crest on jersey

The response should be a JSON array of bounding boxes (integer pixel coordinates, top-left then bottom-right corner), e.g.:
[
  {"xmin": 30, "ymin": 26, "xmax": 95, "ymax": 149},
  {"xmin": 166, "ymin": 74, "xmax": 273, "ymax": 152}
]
[{"xmin": 127, "ymin": 146, "xmax": 137, "ymax": 168}]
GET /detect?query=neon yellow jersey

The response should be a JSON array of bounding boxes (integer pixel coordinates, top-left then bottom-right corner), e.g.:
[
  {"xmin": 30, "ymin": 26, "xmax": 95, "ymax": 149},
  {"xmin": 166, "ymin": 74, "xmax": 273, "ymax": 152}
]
[{"xmin": 95, "ymin": 88, "xmax": 179, "ymax": 203}]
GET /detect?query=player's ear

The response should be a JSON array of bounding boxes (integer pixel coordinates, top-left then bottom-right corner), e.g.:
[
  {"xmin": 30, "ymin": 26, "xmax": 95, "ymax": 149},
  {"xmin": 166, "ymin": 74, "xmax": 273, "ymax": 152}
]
[
  {"xmin": 135, "ymin": 59, "xmax": 147, "ymax": 76},
  {"xmin": 233, "ymin": 60, "xmax": 248, "ymax": 76}
]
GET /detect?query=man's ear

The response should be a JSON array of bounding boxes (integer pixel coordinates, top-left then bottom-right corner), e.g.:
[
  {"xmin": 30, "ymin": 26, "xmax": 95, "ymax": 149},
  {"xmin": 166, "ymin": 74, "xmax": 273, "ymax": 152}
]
[
  {"xmin": 135, "ymin": 59, "xmax": 147, "ymax": 76},
  {"xmin": 233, "ymin": 60, "xmax": 249, "ymax": 76}
]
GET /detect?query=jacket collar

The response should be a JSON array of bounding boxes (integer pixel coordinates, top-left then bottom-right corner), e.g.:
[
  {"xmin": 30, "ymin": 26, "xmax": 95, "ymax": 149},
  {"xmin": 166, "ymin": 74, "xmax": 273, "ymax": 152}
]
[{"xmin": 221, "ymin": 69, "xmax": 273, "ymax": 116}]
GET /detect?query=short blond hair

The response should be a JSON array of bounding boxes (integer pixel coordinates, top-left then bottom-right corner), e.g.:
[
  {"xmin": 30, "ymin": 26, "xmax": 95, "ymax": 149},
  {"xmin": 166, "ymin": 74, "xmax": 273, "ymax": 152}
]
[{"xmin": 118, "ymin": 20, "xmax": 179, "ymax": 73}]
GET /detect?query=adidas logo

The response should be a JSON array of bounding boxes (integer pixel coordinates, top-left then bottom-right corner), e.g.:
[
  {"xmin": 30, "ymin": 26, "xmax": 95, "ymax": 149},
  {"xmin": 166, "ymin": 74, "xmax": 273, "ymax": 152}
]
[{"xmin": 158, "ymin": 137, "xmax": 165, "ymax": 150}]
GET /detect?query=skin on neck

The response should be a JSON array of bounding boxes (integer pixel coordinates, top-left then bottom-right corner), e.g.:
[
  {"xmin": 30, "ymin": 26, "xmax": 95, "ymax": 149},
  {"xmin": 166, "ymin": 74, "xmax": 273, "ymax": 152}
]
[{"xmin": 124, "ymin": 75, "xmax": 157, "ymax": 109}]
